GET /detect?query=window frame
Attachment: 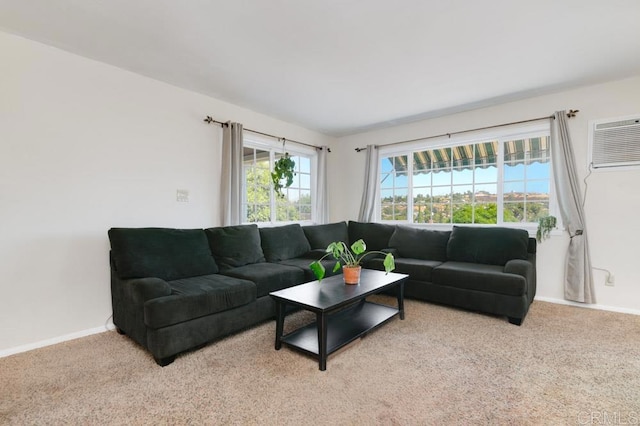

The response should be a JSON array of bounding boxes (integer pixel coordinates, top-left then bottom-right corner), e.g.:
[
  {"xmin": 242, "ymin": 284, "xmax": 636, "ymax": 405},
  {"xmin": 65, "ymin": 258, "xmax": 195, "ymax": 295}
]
[
  {"xmin": 376, "ymin": 122, "xmax": 558, "ymax": 234},
  {"xmin": 242, "ymin": 132, "xmax": 318, "ymax": 226}
]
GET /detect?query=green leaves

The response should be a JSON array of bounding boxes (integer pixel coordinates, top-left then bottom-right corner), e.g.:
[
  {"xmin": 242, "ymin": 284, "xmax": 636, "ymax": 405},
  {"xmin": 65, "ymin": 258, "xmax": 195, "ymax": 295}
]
[
  {"xmin": 383, "ymin": 252, "xmax": 395, "ymax": 274},
  {"xmin": 271, "ymin": 153, "xmax": 296, "ymax": 198},
  {"xmin": 309, "ymin": 238, "xmax": 395, "ymax": 282},
  {"xmin": 350, "ymin": 239, "xmax": 366, "ymax": 255},
  {"xmin": 309, "ymin": 260, "xmax": 325, "ymax": 281}
]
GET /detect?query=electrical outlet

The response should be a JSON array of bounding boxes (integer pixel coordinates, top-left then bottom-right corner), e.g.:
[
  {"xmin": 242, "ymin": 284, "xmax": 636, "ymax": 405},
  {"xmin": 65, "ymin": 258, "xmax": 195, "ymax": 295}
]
[
  {"xmin": 176, "ymin": 189, "xmax": 189, "ymax": 202},
  {"xmin": 606, "ymin": 274, "xmax": 615, "ymax": 286}
]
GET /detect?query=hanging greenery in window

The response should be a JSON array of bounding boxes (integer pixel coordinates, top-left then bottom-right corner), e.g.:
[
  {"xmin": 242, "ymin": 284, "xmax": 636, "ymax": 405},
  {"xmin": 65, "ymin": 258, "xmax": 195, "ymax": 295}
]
[
  {"xmin": 271, "ymin": 152, "xmax": 296, "ymax": 198},
  {"xmin": 536, "ymin": 215, "xmax": 557, "ymax": 242}
]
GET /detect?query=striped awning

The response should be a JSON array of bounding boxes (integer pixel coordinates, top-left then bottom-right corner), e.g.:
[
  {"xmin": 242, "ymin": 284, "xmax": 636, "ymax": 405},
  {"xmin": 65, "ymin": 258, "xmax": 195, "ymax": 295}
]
[{"xmin": 393, "ymin": 137, "xmax": 549, "ymax": 172}]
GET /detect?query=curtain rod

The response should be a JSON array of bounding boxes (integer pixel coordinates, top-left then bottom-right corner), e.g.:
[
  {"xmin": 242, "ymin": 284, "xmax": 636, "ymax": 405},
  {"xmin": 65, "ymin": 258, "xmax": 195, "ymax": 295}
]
[
  {"xmin": 354, "ymin": 109, "xmax": 579, "ymax": 152},
  {"xmin": 203, "ymin": 116, "xmax": 330, "ymax": 152}
]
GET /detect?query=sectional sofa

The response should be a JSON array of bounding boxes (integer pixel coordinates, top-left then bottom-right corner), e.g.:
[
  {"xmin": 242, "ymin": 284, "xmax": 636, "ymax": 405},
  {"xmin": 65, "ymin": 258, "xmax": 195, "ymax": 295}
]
[{"xmin": 108, "ymin": 221, "xmax": 536, "ymax": 366}]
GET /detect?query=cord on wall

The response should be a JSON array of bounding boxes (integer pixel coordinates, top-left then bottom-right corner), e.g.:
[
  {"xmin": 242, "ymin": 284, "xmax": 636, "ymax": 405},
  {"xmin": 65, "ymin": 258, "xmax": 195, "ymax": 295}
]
[
  {"xmin": 592, "ymin": 266, "xmax": 614, "ymax": 286},
  {"xmin": 582, "ymin": 162, "xmax": 593, "ymax": 208}
]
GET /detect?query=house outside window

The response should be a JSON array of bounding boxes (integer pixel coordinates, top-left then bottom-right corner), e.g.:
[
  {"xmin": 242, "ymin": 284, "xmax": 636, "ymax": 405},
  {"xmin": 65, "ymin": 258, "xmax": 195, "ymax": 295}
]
[
  {"xmin": 242, "ymin": 134, "xmax": 315, "ymax": 224},
  {"xmin": 378, "ymin": 122, "xmax": 554, "ymax": 230}
]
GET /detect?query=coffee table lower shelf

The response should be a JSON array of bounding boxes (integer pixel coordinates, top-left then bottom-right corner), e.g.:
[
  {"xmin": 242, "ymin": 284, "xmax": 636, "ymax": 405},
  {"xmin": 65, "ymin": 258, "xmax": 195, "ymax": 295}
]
[{"xmin": 281, "ymin": 301, "xmax": 398, "ymax": 360}]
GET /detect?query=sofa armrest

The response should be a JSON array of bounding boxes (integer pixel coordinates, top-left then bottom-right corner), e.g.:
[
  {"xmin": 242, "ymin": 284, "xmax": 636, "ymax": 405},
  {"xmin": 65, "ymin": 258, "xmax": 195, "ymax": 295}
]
[
  {"xmin": 504, "ymin": 260, "xmax": 534, "ymax": 284},
  {"xmin": 129, "ymin": 277, "xmax": 172, "ymax": 304}
]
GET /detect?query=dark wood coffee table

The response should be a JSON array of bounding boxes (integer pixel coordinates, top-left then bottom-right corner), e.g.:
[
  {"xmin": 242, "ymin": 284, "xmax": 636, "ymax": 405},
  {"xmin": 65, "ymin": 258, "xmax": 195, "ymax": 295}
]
[{"xmin": 269, "ymin": 269, "xmax": 408, "ymax": 371}]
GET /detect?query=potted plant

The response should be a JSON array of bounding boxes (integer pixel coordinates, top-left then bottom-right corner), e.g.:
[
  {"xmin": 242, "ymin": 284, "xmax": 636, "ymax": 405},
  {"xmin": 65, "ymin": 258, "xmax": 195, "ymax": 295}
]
[
  {"xmin": 536, "ymin": 215, "xmax": 557, "ymax": 242},
  {"xmin": 309, "ymin": 239, "xmax": 395, "ymax": 284},
  {"xmin": 271, "ymin": 153, "xmax": 296, "ymax": 198}
]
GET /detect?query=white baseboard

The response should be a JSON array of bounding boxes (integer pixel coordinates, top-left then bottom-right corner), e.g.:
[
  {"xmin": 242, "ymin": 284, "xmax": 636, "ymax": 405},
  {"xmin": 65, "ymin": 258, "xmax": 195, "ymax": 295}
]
[
  {"xmin": 535, "ymin": 296, "xmax": 640, "ymax": 316},
  {"xmin": 0, "ymin": 322, "xmax": 115, "ymax": 359}
]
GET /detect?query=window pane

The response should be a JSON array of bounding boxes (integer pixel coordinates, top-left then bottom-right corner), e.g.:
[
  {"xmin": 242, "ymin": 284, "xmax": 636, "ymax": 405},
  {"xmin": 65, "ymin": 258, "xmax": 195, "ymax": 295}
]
[
  {"xmin": 504, "ymin": 182, "xmax": 525, "ymax": 201},
  {"xmin": 504, "ymin": 202, "xmax": 524, "ymax": 222},
  {"xmin": 504, "ymin": 163, "xmax": 524, "ymax": 181},
  {"xmin": 452, "ymin": 185, "xmax": 473, "ymax": 203},
  {"xmin": 475, "ymin": 165, "xmax": 497, "ymax": 183},
  {"xmin": 300, "ymin": 173, "xmax": 310, "ymax": 188},
  {"xmin": 393, "ymin": 203, "xmax": 408, "ymax": 220},
  {"xmin": 453, "ymin": 204, "xmax": 473, "ymax": 224},
  {"xmin": 432, "ymin": 186, "xmax": 451, "ymax": 198},
  {"xmin": 475, "ymin": 184, "xmax": 497, "ymax": 203},
  {"xmin": 452, "ymin": 168, "xmax": 473, "ymax": 185},
  {"xmin": 526, "ymin": 180, "xmax": 549, "ymax": 197},
  {"xmin": 380, "ymin": 157, "xmax": 394, "ymax": 173},
  {"xmin": 432, "ymin": 170, "xmax": 451, "ymax": 186},
  {"xmin": 299, "ymin": 156, "xmax": 311, "ymax": 173},
  {"xmin": 381, "ymin": 203, "xmax": 394, "ymax": 221},
  {"xmin": 526, "ymin": 161, "xmax": 550, "ymax": 179},
  {"xmin": 432, "ymin": 203, "xmax": 451, "ymax": 223},
  {"xmin": 474, "ymin": 203, "xmax": 498, "ymax": 224},
  {"xmin": 395, "ymin": 171, "xmax": 408, "ymax": 187},
  {"xmin": 380, "ymin": 172, "xmax": 393, "ymax": 188},
  {"xmin": 526, "ymin": 202, "xmax": 549, "ymax": 222},
  {"xmin": 413, "ymin": 171, "xmax": 431, "ymax": 186},
  {"xmin": 380, "ymin": 189, "xmax": 394, "ymax": 202}
]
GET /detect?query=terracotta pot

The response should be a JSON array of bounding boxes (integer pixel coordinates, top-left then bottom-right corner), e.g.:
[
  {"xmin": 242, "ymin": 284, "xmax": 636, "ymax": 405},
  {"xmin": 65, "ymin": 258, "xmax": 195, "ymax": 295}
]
[{"xmin": 343, "ymin": 266, "xmax": 361, "ymax": 285}]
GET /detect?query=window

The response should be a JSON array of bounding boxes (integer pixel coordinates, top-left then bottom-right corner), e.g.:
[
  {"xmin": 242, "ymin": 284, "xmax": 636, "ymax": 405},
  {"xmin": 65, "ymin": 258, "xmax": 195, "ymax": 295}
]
[
  {"xmin": 378, "ymin": 124, "xmax": 553, "ymax": 228},
  {"xmin": 243, "ymin": 134, "xmax": 316, "ymax": 224}
]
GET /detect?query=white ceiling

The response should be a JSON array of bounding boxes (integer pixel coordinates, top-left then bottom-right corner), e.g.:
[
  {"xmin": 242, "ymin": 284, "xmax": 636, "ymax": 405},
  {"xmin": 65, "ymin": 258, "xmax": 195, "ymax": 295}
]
[{"xmin": 2, "ymin": 1, "xmax": 640, "ymax": 136}]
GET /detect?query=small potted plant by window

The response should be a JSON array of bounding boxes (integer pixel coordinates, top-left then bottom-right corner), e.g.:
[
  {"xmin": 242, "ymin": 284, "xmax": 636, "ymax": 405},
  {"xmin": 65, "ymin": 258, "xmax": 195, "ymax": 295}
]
[{"xmin": 309, "ymin": 239, "xmax": 395, "ymax": 284}]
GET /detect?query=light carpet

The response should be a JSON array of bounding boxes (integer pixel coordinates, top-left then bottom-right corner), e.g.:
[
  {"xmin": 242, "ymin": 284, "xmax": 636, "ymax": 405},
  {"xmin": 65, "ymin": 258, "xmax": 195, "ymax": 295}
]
[{"xmin": 1, "ymin": 297, "xmax": 639, "ymax": 425}]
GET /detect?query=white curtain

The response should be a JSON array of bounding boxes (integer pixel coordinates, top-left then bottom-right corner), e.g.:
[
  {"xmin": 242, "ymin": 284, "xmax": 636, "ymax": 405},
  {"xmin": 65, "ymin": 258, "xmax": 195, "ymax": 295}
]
[
  {"xmin": 221, "ymin": 122, "xmax": 243, "ymax": 226},
  {"xmin": 550, "ymin": 111, "xmax": 596, "ymax": 303},
  {"xmin": 358, "ymin": 145, "xmax": 379, "ymax": 222},
  {"xmin": 314, "ymin": 146, "xmax": 329, "ymax": 224}
]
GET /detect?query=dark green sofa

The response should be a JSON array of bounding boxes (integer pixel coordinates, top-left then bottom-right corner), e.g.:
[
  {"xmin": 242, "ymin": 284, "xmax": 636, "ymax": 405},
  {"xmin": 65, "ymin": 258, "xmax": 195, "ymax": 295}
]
[{"xmin": 108, "ymin": 221, "xmax": 535, "ymax": 366}]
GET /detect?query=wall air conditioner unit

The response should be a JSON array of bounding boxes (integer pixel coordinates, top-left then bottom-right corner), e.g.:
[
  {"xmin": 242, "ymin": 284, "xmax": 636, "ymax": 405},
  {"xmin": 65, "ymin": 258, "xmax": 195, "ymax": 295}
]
[{"xmin": 589, "ymin": 115, "xmax": 640, "ymax": 170}]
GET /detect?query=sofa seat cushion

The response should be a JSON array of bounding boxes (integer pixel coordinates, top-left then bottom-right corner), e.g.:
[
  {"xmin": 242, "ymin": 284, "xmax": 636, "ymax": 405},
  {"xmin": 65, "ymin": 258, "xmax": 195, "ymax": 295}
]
[
  {"xmin": 109, "ymin": 228, "xmax": 219, "ymax": 280},
  {"xmin": 432, "ymin": 262, "xmax": 526, "ymax": 297},
  {"xmin": 220, "ymin": 263, "xmax": 306, "ymax": 297},
  {"xmin": 368, "ymin": 257, "xmax": 443, "ymax": 282},
  {"xmin": 144, "ymin": 274, "xmax": 256, "ymax": 329},
  {"xmin": 278, "ymin": 257, "xmax": 342, "ymax": 281}
]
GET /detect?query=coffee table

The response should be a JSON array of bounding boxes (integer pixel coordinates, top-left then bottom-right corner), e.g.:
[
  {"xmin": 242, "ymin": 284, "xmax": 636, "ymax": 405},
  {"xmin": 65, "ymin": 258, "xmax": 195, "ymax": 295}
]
[{"xmin": 269, "ymin": 269, "xmax": 408, "ymax": 371}]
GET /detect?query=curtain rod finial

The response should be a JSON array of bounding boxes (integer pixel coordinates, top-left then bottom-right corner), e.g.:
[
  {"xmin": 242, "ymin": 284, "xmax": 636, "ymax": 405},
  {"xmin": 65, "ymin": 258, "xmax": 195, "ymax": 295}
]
[
  {"xmin": 567, "ymin": 109, "xmax": 579, "ymax": 118},
  {"xmin": 204, "ymin": 116, "xmax": 213, "ymax": 123}
]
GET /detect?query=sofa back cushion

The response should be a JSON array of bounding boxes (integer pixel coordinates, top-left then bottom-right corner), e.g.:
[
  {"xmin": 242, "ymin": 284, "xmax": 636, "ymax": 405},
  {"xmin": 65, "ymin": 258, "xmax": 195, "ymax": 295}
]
[
  {"xmin": 389, "ymin": 226, "xmax": 450, "ymax": 261},
  {"xmin": 108, "ymin": 228, "xmax": 218, "ymax": 280},
  {"xmin": 348, "ymin": 221, "xmax": 395, "ymax": 251},
  {"xmin": 260, "ymin": 224, "xmax": 311, "ymax": 262},
  {"xmin": 303, "ymin": 222, "xmax": 349, "ymax": 249},
  {"xmin": 446, "ymin": 226, "xmax": 529, "ymax": 266},
  {"xmin": 205, "ymin": 224, "xmax": 265, "ymax": 270}
]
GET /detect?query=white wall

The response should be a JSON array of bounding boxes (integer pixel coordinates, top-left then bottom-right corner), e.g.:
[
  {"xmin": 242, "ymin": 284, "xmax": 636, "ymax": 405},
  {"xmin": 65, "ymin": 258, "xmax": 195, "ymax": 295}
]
[
  {"xmin": 330, "ymin": 76, "xmax": 640, "ymax": 314},
  {"xmin": 0, "ymin": 31, "xmax": 332, "ymax": 353}
]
